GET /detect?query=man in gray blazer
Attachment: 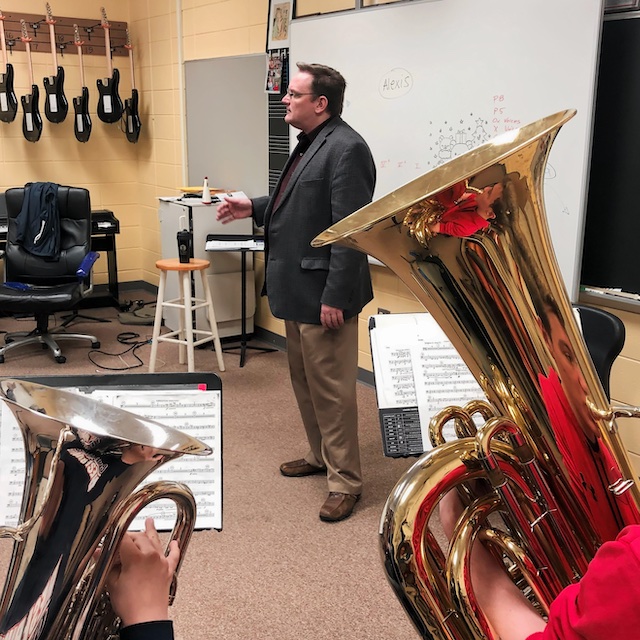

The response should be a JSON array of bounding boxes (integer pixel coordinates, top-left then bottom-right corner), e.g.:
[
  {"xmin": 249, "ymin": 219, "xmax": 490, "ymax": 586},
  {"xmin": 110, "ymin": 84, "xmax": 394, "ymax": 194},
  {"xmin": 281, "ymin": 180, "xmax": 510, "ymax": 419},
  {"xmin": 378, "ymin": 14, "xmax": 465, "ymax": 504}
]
[{"xmin": 217, "ymin": 63, "xmax": 375, "ymax": 522}]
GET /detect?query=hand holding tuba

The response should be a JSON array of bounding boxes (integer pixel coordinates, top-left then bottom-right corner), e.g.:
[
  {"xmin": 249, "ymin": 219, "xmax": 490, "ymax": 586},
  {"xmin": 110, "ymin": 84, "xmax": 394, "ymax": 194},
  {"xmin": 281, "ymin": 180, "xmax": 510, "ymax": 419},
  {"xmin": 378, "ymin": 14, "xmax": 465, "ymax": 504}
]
[{"xmin": 106, "ymin": 517, "xmax": 180, "ymax": 630}]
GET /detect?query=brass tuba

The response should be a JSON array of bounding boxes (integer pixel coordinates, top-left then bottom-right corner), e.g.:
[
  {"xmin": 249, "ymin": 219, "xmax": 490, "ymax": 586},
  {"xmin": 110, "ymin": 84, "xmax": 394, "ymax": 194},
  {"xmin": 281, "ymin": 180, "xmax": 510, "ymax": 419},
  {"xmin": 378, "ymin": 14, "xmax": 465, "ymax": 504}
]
[
  {"xmin": 313, "ymin": 110, "xmax": 640, "ymax": 639},
  {"xmin": 0, "ymin": 378, "xmax": 211, "ymax": 640}
]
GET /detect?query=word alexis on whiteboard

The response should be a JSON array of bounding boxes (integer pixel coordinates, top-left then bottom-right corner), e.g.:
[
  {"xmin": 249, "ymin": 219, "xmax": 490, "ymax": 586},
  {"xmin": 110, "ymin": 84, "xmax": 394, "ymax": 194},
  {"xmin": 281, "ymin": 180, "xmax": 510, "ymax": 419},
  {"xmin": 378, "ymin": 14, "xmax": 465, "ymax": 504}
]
[{"xmin": 378, "ymin": 68, "xmax": 413, "ymax": 99}]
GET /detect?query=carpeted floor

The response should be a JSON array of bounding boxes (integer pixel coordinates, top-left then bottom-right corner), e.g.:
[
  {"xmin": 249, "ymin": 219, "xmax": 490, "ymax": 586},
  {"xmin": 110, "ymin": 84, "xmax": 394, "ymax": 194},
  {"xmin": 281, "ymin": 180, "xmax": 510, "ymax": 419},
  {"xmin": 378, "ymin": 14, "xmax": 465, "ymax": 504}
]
[{"xmin": 0, "ymin": 297, "xmax": 429, "ymax": 639}]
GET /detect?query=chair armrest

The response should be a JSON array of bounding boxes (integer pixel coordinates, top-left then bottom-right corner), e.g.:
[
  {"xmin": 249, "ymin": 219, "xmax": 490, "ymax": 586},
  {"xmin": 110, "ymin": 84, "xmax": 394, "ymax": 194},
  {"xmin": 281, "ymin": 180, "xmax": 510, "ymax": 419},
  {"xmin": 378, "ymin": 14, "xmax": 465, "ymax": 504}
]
[{"xmin": 76, "ymin": 251, "xmax": 100, "ymax": 280}]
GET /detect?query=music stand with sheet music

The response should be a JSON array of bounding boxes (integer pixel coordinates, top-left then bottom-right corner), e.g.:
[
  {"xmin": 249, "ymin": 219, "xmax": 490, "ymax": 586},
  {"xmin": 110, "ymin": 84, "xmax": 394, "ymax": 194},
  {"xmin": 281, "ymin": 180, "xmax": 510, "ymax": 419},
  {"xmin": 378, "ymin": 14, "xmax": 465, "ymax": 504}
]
[
  {"xmin": 205, "ymin": 233, "xmax": 277, "ymax": 367},
  {"xmin": 369, "ymin": 313, "xmax": 483, "ymax": 458},
  {"xmin": 0, "ymin": 372, "xmax": 223, "ymax": 531}
]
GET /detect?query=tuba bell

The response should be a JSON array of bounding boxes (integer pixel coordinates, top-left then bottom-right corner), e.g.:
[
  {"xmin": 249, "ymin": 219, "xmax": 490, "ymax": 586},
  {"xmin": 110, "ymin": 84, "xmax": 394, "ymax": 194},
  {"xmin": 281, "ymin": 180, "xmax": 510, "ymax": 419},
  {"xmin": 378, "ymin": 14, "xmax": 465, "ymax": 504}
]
[
  {"xmin": 313, "ymin": 110, "xmax": 640, "ymax": 639},
  {"xmin": 0, "ymin": 378, "xmax": 211, "ymax": 640}
]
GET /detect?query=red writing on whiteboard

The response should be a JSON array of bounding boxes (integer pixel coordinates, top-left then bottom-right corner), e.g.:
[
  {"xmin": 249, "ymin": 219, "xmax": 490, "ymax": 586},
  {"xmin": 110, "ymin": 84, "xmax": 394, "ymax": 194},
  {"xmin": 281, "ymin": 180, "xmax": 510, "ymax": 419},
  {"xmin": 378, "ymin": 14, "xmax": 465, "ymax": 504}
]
[
  {"xmin": 378, "ymin": 158, "xmax": 421, "ymax": 172},
  {"xmin": 492, "ymin": 95, "xmax": 521, "ymax": 133}
]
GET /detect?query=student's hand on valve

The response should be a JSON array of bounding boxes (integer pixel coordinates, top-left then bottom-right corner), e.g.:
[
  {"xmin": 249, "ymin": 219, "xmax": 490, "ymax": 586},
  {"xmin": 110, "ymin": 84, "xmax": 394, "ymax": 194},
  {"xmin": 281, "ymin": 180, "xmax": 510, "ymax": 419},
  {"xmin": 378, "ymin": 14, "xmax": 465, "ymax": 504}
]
[{"xmin": 106, "ymin": 517, "xmax": 180, "ymax": 628}]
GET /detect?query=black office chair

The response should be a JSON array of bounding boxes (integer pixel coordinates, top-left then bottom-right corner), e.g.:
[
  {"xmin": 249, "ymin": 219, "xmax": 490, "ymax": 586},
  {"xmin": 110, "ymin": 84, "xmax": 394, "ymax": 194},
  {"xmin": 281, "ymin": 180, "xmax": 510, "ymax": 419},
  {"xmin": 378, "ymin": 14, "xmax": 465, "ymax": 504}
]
[
  {"xmin": 574, "ymin": 304, "xmax": 625, "ymax": 400},
  {"xmin": 0, "ymin": 185, "xmax": 101, "ymax": 363}
]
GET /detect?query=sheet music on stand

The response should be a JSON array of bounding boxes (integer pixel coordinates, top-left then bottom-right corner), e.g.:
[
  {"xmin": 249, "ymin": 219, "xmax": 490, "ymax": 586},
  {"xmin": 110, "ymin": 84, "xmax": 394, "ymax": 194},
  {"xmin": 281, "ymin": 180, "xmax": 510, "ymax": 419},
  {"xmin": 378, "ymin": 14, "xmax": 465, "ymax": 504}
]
[
  {"xmin": 205, "ymin": 234, "xmax": 265, "ymax": 251},
  {"xmin": 0, "ymin": 373, "xmax": 222, "ymax": 531},
  {"xmin": 369, "ymin": 313, "xmax": 483, "ymax": 457}
]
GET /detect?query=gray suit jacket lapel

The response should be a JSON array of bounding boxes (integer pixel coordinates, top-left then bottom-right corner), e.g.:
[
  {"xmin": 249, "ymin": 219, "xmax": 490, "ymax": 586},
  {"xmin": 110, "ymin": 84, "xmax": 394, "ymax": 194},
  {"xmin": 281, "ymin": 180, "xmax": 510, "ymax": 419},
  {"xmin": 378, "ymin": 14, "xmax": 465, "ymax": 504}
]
[{"xmin": 271, "ymin": 118, "xmax": 340, "ymax": 215}]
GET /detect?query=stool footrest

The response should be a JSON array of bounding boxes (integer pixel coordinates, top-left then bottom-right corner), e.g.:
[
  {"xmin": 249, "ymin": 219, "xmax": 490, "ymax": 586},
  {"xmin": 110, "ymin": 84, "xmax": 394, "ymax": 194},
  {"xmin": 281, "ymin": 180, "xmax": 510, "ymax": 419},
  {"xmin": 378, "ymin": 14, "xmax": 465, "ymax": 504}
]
[
  {"xmin": 161, "ymin": 296, "xmax": 209, "ymax": 311},
  {"xmin": 156, "ymin": 329, "xmax": 218, "ymax": 349}
]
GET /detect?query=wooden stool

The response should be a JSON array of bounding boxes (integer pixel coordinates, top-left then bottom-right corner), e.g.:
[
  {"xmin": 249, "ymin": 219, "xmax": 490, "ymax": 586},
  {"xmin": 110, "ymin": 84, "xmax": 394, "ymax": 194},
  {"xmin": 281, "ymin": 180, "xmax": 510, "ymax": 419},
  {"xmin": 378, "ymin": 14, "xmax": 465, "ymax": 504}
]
[{"xmin": 149, "ymin": 258, "xmax": 225, "ymax": 373}]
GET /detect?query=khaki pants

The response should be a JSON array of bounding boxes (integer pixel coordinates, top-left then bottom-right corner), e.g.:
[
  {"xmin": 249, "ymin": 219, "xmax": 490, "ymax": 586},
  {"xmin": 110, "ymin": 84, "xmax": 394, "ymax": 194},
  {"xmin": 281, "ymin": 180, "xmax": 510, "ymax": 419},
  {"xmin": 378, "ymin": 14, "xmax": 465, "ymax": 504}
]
[{"xmin": 284, "ymin": 316, "xmax": 362, "ymax": 495}]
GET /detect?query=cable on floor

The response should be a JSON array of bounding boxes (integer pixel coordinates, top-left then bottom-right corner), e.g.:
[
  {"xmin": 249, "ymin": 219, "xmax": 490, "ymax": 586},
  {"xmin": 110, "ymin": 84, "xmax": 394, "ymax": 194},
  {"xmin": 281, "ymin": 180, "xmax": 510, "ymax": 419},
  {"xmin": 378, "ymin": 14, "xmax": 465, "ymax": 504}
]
[{"xmin": 88, "ymin": 331, "xmax": 151, "ymax": 371}]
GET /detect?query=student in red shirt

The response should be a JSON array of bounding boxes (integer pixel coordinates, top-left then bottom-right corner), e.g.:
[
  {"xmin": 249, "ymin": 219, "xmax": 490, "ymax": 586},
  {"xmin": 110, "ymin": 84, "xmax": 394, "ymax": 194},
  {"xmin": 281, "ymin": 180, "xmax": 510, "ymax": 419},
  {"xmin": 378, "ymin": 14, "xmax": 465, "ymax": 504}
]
[
  {"xmin": 454, "ymin": 508, "xmax": 640, "ymax": 639},
  {"xmin": 537, "ymin": 296, "xmax": 639, "ymax": 539},
  {"xmin": 527, "ymin": 525, "xmax": 640, "ymax": 640},
  {"xmin": 438, "ymin": 292, "xmax": 640, "ymax": 639},
  {"xmin": 429, "ymin": 179, "xmax": 503, "ymax": 237},
  {"xmin": 440, "ymin": 485, "xmax": 640, "ymax": 640}
]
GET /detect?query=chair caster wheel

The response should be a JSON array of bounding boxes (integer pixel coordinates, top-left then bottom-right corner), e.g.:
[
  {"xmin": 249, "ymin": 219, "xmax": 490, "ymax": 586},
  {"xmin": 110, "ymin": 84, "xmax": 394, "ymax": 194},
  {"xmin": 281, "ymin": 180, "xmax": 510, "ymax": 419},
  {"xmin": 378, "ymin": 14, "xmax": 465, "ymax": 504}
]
[
  {"xmin": 92, "ymin": 341, "xmax": 100, "ymax": 348},
  {"xmin": 55, "ymin": 355, "xmax": 66, "ymax": 364},
  {"xmin": 0, "ymin": 356, "xmax": 4, "ymax": 363},
  {"xmin": 5, "ymin": 337, "xmax": 13, "ymax": 344}
]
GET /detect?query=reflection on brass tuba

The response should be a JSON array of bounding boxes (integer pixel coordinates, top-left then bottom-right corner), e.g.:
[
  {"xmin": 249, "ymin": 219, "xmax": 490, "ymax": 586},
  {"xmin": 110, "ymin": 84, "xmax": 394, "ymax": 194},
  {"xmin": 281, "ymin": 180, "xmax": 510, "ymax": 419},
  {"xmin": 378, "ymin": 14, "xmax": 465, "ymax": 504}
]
[
  {"xmin": 313, "ymin": 110, "xmax": 640, "ymax": 639},
  {"xmin": 0, "ymin": 379, "xmax": 211, "ymax": 640}
]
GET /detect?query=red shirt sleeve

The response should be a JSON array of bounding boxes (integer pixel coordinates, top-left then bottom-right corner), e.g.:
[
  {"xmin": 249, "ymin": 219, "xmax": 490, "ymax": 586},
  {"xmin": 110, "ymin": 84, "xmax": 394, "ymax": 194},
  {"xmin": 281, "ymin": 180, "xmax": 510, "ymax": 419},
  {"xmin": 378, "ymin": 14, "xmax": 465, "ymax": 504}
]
[{"xmin": 526, "ymin": 525, "xmax": 640, "ymax": 640}]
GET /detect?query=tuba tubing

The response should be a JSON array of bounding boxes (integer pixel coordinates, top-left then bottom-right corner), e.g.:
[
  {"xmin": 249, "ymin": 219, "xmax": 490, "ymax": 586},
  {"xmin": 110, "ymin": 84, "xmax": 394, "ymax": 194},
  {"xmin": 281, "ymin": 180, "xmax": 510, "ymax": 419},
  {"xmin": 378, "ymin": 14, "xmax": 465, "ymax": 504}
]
[{"xmin": 314, "ymin": 110, "xmax": 640, "ymax": 638}]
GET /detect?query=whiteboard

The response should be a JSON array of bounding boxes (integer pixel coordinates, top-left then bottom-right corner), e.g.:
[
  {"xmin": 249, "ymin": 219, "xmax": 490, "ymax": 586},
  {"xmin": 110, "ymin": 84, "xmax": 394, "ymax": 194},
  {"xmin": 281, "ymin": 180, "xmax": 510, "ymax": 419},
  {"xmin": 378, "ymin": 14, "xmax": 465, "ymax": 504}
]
[{"xmin": 290, "ymin": 0, "xmax": 604, "ymax": 297}]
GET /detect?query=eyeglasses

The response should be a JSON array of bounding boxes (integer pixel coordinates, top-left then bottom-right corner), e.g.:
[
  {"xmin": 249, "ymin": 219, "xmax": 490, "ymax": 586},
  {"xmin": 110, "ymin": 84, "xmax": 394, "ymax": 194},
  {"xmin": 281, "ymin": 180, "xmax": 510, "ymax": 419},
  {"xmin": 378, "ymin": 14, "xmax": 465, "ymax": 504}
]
[{"xmin": 285, "ymin": 90, "xmax": 317, "ymax": 100}]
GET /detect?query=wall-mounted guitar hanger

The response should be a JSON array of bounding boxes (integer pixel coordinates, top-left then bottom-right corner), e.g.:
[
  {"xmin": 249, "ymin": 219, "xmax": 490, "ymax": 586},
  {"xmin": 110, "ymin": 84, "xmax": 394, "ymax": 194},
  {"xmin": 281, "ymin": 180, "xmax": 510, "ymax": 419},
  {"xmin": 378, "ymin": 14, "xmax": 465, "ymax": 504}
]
[{"xmin": 0, "ymin": 10, "xmax": 128, "ymax": 57}]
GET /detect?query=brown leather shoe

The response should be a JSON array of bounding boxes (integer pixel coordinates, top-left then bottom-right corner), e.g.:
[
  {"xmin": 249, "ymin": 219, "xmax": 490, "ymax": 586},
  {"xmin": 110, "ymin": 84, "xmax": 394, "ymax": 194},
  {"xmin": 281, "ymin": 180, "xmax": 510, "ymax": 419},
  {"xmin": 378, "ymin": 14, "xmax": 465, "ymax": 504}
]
[
  {"xmin": 280, "ymin": 458, "xmax": 326, "ymax": 477},
  {"xmin": 319, "ymin": 492, "xmax": 360, "ymax": 522}
]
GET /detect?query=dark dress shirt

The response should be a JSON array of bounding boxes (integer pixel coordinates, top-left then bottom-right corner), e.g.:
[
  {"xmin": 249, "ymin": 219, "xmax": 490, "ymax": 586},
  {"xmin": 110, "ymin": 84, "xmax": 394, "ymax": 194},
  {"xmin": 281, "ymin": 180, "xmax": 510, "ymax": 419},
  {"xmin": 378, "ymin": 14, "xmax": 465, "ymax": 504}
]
[{"xmin": 272, "ymin": 117, "xmax": 333, "ymax": 210}]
